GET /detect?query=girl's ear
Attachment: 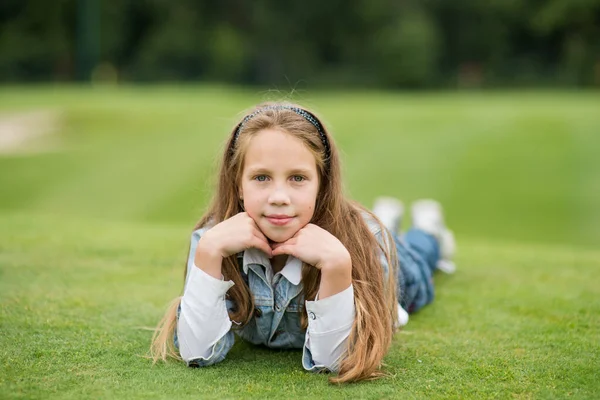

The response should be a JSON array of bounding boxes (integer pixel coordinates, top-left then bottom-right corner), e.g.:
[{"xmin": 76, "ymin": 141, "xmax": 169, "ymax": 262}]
[
  {"xmin": 238, "ymin": 192, "xmax": 245, "ymax": 211},
  {"xmin": 238, "ymin": 186, "xmax": 245, "ymax": 211}
]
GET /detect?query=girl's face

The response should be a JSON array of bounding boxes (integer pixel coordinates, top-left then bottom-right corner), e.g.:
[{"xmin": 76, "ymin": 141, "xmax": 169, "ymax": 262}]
[{"xmin": 240, "ymin": 128, "xmax": 320, "ymax": 244}]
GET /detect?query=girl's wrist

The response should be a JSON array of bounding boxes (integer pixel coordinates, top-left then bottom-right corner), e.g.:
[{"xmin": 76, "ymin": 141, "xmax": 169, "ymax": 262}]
[
  {"xmin": 195, "ymin": 238, "xmax": 224, "ymax": 278},
  {"xmin": 197, "ymin": 236, "xmax": 223, "ymax": 259},
  {"xmin": 318, "ymin": 256, "xmax": 352, "ymax": 299},
  {"xmin": 319, "ymin": 252, "xmax": 352, "ymax": 274}
]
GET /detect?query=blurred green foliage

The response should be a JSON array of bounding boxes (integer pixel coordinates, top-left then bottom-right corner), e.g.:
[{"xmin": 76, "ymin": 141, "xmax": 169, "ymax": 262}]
[{"xmin": 1, "ymin": 0, "xmax": 599, "ymax": 87}]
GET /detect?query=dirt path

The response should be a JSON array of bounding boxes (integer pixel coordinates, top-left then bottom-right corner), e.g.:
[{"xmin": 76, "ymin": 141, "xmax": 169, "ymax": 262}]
[{"xmin": 0, "ymin": 110, "xmax": 62, "ymax": 154}]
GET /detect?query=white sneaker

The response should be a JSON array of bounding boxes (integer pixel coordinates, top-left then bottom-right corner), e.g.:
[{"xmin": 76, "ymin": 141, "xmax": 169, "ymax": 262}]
[
  {"xmin": 437, "ymin": 229, "xmax": 456, "ymax": 273},
  {"xmin": 411, "ymin": 199, "xmax": 457, "ymax": 274},
  {"xmin": 372, "ymin": 197, "xmax": 404, "ymax": 234},
  {"xmin": 396, "ymin": 306, "xmax": 409, "ymax": 327}
]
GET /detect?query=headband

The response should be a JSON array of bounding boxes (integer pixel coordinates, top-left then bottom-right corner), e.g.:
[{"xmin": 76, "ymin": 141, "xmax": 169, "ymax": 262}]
[{"xmin": 230, "ymin": 105, "xmax": 331, "ymax": 161}]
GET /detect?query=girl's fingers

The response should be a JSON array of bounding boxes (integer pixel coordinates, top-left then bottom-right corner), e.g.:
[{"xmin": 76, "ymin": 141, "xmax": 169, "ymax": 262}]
[
  {"xmin": 251, "ymin": 226, "xmax": 270, "ymax": 243},
  {"xmin": 250, "ymin": 235, "xmax": 273, "ymax": 256},
  {"xmin": 252, "ymin": 228, "xmax": 272, "ymax": 250},
  {"xmin": 271, "ymin": 237, "xmax": 297, "ymax": 250},
  {"xmin": 271, "ymin": 244, "xmax": 296, "ymax": 258}
]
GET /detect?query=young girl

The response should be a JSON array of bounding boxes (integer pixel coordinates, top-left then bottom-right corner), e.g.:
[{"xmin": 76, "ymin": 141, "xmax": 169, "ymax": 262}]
[{"xmin": 150, "ymin": 102, "xmax": 456, "ymax": 383}]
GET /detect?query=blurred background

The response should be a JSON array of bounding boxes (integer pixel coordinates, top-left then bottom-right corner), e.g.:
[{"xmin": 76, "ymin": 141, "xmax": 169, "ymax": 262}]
[
  {"xmin": 2, "ymin": 0, "xmax": 600, "ymax": 87},
  {"xmin": 1, "ymin": 0, "xmax": 599, "ymax": 248}
]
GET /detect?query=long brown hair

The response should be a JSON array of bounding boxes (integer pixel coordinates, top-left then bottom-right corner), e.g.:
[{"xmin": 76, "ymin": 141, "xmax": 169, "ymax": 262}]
[{"xmin": 150, "ymin": 102, "xmax": 399, "ymax": 383}]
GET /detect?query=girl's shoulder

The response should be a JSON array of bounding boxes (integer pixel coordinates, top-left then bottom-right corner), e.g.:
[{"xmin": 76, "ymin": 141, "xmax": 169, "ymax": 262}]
[
  {"xmin": 354, "ymin": 205, "xmax": 393, "ymax": 252},
  {"xmin": 353, "ymin": 204, "xmax": 384, "ymax": 237}
]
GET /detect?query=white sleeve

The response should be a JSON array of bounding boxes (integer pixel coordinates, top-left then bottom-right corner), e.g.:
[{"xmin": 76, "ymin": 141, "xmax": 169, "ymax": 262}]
[
  {"xmin": 303, "ymin": 284, "xmax": 355, "ymax": 371},
  {"xmin": 177, "ymin": 264, "xmax": 235, "ymax": 361}
]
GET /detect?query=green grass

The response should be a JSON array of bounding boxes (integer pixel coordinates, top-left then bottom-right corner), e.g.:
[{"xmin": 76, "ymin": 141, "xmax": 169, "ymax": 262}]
[{"xmin": 1, "ymin": 86, "xmax": 599, "ymax": 399}]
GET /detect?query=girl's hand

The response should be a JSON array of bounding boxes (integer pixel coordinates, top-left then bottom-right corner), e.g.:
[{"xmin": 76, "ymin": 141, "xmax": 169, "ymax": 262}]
[
  {"xmin": 272, "ymin": 224, "xmax": 352, "ymax": 299},
  {"xmin": 196, "ymin": 212, "xmax": 272, "ymax": 263},
  {"xmin": 271, "ymin": 224, "xmax": 351, "ymax": 272}
]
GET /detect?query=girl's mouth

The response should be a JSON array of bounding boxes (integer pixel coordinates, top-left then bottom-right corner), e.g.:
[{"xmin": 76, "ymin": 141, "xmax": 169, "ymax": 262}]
[{"xmin": 265, "ymin": 215, "xmax": 293, "ymax": 226}]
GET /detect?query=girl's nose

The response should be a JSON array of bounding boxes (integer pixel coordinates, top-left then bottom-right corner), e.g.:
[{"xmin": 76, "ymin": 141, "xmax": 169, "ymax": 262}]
[{"xmin": 268, "ymin": 186, "xmax": 291, "ymax": 205}]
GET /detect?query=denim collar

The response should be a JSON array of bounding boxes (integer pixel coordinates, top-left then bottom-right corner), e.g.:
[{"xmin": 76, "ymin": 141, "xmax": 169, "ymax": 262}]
[{"xmin": 242, "ymin": 248, "xmax": 302, "ymax": 285}]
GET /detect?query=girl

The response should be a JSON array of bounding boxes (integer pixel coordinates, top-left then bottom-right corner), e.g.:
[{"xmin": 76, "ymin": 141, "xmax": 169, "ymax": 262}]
[{"xmin": 150, "ymin": 103, "xmax": 456, "ymax": 383}]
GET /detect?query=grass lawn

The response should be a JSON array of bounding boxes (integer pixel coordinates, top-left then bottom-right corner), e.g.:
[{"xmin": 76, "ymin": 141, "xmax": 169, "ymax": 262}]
[{"xmin": 1, "ymin": 86, "xmax": 599, "ymax": 399}]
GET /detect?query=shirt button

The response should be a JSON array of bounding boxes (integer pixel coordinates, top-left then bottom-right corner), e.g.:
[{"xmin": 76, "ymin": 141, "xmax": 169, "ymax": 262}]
[
  {"xmin": 309, "ymin": 311, "xmax": 316, "ymax": 320},
  {"xmin": 275, "ymin": 304, "xmax": 282, "ymax": 312}
]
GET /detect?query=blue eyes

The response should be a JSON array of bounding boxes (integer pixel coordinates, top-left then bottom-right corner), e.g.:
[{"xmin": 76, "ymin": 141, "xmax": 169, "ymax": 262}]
[{"xmin": 253, "ymin": 175, "xmax": 305, "ymax": 182}]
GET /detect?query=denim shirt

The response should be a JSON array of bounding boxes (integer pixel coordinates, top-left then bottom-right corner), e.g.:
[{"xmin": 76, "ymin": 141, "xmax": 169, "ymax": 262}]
[{"xmin": 173, "ymin": 213, "xmax": 392, "ymax": 372}]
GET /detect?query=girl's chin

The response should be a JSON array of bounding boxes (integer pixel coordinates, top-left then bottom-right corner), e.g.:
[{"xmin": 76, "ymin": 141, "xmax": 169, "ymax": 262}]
[
  {"xmin": 265, "ymin": 233, "xmax": 294, "ymax": 244},
  {"xmin": 263, "ymin": 228, "xmax": 299, "ymax": 244}
]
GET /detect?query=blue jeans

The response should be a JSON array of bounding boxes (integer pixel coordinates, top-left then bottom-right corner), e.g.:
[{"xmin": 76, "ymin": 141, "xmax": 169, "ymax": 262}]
[{"xmin": 394, "ymin": 228, "xmax": 440, "ymax": 313}]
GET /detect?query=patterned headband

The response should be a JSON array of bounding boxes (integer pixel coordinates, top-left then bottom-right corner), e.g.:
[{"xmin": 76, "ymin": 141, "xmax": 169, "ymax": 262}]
[{"xmin": 231, "ymin": 105, "xmax": 331, "ymax": 161}]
